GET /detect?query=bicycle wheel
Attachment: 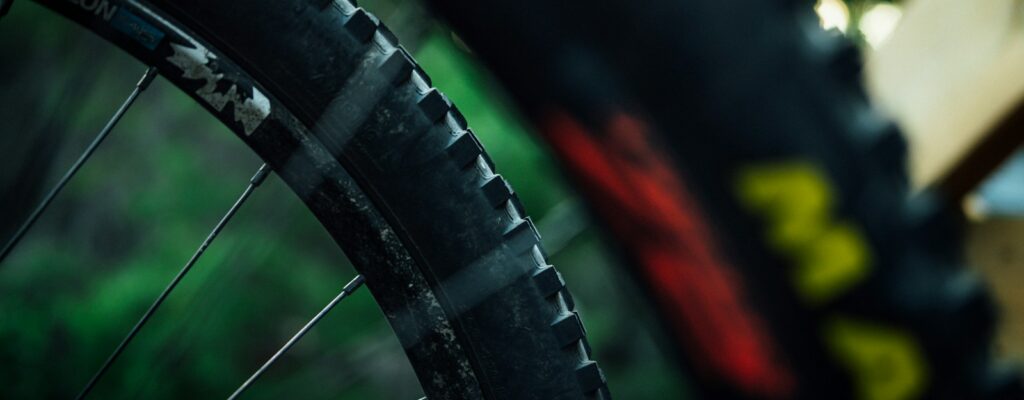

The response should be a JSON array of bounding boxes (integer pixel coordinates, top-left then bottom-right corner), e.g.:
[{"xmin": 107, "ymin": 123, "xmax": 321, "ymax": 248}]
[
  {"xmin": 424, "ymin": 0, "xmax": 1022, "ymax": 399},
  {"xmin": 10, "ymin": 0, "xmax": 609, "ymax": 398}
]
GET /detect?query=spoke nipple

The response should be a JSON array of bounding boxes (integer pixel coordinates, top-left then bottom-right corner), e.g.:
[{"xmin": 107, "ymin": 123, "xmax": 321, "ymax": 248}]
[
  {"xmin": 250, "ymin": 164, "xmax": 272, "ymax": 186},
  {"xmin": 136, "ymin": 67, "xmax": 159, "ymax": 90}
]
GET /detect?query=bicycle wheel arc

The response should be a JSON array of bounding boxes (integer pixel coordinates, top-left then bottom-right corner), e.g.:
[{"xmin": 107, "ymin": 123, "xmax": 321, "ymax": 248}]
[{"xmin": 27, "ymin": 0, "xmax": 608, "ymax": 398}]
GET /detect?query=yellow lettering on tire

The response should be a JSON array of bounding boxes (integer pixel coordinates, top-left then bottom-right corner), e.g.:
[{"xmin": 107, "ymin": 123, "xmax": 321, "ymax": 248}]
[
  {"xmin": 795, "ymin": 222, "xmax": 871, "ymax": 303},
  {"xmin": 737, "ymin": 163, "xmax": 831, "ymax": 253},
  {"xmin": 825, "ymin": 317, "xmax": 927, "ymax": 400},
  {"xmin": 736, "ymin": 163, "xmax": 871, "ymax": 304}
]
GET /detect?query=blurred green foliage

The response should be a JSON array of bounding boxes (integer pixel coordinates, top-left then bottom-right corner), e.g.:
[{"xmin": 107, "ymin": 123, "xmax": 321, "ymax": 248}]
[{"xmin": 0, "ymin": 1, "xmax": 686, "ymax": 399}]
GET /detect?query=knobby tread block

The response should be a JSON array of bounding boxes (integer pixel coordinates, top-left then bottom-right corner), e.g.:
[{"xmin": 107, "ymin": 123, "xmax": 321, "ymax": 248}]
[
  {"xmin": 418, "ymin": 89, "xmax": 450, "ymax": 122},
  {"xmin": 413, "ymin": 65, "xmax": 433, "ymax": 87},
  {"xmin": 344, "ymin": 8, "xmax": 376, "ymax": 42},
  {"xmin": 580, "ymin": 337, "xmax": 593, "ymax": 358},
  {"xmin": 392, "ymin": 42, "xmax": 428, "ymax": 87},
  {"xmin": 376, "ymin": 20, "xmax": 399, "ymax": 46},
  {"xmin": 575, "ymin": 361, "xmax": 607, "ymax": 394},
  {"xmin": 551, "ymin": 312, "xmax": 586, "ymax": 348},
  {"xmin": 378, "ymin": 50, "xmax": 414, "ymax": 84},
  {"xmin": 398, "ymin": 46, "xmax": 419, "ymax": 71},
  {"xmin": 447, "ymin": 132, "xmax": 484, "ymax": 167},
  {"xmin": 365, "ymin": 11, "xmax": 380, "ymax": 27},
  {"xmin": 479, "ymin": 150, "xmax": 496, "ymax": 171},
  {"xmin": 533, "ymin": 266, "xmax": 566, "ymax": 297},
  {"xmin": 504, "ymin": 218, "xmax": 541, "ymax": 255},
  {"xmin": 449, "ymin": 104, "xmax": 468, "ymax": 130},
  {"xmin": 507, "ymin": 195, "xmax": 527, "ymax": 219},
  {"xmin": 561, "ymin": 288, "xmax": 577, "ymax": 310},
  {"xmin": 482, "ymin": 176, "xmax": 514, "ymax": 208}
]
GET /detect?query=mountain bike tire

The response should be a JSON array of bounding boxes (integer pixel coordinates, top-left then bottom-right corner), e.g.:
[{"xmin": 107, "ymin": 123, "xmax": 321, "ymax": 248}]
[
  {"xmin": 425, "ymin": 0, "xmax": 1022, "ymax": 399},
  {"xmin": 26, "ymin": 0, "xmax": 609, "ymax": 398}
]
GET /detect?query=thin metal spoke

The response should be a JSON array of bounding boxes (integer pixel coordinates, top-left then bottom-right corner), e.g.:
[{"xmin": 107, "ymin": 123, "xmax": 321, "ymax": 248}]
[
  {"xmin": 228, "ymin": 274, "xmax": 367, "ymax": 400},
  {"xmin": 0, "ymin": 66, "xmax": 159, "ymax": 265},
  {"xmin": 75, "ymin": 163, "xmax": 272, "ymax": 400}
]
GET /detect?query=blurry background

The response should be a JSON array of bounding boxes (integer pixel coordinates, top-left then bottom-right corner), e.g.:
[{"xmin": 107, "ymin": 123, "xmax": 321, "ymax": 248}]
[
  {"xmin": 787, "ymin": 0, "xmax": 1024, "ymax": 367},
  {"xmin": 1, "ymin": 0, "xmax": 1022, "ymax": 398}
]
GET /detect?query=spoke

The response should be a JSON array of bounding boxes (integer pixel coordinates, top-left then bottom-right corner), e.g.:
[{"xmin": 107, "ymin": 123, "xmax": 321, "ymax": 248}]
[
  {"xmin": 0, "ymin": 66, "xmax": 159, "ymax": 265},
  {"xmin": 228, "ymin": 274, "xmax": 367, "ymax": 400},
  {"xmin": 75, "ymin": 163, "xmax": 272, "ymax": 400}
]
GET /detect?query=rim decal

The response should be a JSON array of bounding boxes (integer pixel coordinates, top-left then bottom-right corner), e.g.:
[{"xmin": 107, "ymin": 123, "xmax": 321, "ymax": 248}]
[
  {"xmin": 166, "ymin": 42, "xmax": 271, "ymax": 135},
  {"xmin": 128, "ymin": 0, "xmax": 271, "ymax": 135}
]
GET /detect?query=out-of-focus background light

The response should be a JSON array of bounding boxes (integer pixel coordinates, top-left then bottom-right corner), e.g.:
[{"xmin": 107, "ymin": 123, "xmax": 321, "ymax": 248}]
[
  {"xmin": 815, "ymin": 0, "xmax": 850, "ymax": 33},
  {"xmin": 860, "ymin": 3, "xmax": 903, "ymax": 48}
]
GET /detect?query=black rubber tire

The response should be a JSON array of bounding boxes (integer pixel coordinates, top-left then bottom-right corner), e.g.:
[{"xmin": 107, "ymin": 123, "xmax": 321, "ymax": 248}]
[
  {"xmin": 423, "ymin": 0, "xmax": 1023, "ymax": 399},
  {"xmin": 29, "ymin": 0, "xmax": 609, "ymax": 398}
]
